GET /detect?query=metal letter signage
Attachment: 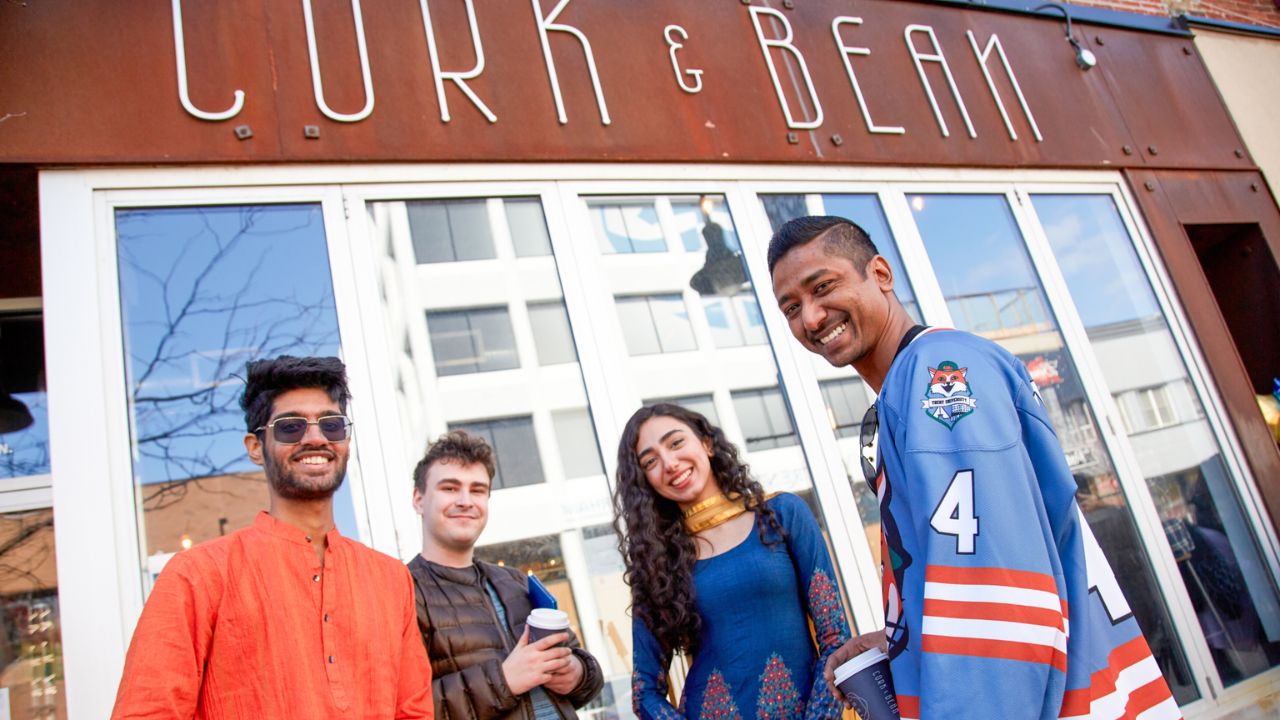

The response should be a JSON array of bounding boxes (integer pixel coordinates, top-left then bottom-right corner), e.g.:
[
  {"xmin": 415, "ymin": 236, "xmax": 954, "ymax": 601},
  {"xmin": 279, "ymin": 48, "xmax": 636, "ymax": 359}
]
[
  {"xmin": 905, "ymin": 24, "xmax": 975, "ymax": 139},
  {"xmin": 749, "ymin": 6, "xmax": 824, "ymax": 130},
  {"xmin": 966, "ymin": 31, "xmax": 1042, "ymax": 142},
  {"xmin": 171, "ymin": 0, "xmax": 245, "ymax": 121},
  {"xmin": 303, "ymin": 0, "xmax": 376, "ymax": 122},
  {"xmin": 420, "ymin": 0, "xmax": 497, "ymax": 123},
  {"xmin": 664, "ymin": 25, "xmax": 704, "ymax": 94},
  {"xmin": 831, "ymin": 17, "xmax": 904, "ymax": 135},
  {"xmin": 532, "ymin": 0, "xmax": 612, "ymax": 125}
]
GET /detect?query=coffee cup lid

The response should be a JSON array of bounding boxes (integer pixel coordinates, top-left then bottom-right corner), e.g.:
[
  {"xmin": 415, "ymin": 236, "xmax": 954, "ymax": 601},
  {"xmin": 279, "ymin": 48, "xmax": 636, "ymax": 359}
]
[
  {"xmin": 527, "ymin": 608, "xmax": 570, "ymax": 629},
  {"xmin": 833, "ymin": 646, "xmax": 889, "ymax": 685}
]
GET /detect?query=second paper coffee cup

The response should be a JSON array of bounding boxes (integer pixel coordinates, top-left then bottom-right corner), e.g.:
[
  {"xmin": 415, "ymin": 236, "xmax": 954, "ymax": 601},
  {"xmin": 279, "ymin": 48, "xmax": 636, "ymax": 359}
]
[
  {"xmin": 526, "ymin": 608, "xmax": 570, "ymax": 645},
  {"xmin": 833, "ymin": 647, "xmax": 900, "ymax": 720}
]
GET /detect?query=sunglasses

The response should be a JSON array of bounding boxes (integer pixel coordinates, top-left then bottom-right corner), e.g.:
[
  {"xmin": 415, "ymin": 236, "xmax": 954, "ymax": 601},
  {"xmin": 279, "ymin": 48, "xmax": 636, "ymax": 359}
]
[
  {"xmin": 256, "ymin": 415, "xmax": 353, "ymax": 444},
  {"xmin": 859, "ymin": 403, "xmax": 879, "ymax": 487}
]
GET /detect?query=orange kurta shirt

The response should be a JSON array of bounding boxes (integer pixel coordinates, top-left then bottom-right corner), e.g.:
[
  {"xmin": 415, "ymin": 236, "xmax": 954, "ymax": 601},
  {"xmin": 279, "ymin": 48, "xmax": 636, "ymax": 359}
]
[{"xmin": 112, "ymin": 512, "xmax": 434, "ymax": 719}]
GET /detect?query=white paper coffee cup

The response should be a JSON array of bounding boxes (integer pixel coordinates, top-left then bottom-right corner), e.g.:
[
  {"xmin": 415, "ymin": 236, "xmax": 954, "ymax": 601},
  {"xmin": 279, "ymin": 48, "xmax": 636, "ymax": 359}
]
[
  {"xmin": 833, "ymin": 647, "xmax": 900, "ymax": 720},
  {"xmin": 526, "ymin": 608, "xmax": 570, "ymax": 645}
]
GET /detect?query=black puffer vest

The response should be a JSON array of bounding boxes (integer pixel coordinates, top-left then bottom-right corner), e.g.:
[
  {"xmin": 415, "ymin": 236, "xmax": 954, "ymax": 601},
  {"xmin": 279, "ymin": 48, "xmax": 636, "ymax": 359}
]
[{"xmin": 407, "ymin": 555, "xmax": 603, "ymax": 720}]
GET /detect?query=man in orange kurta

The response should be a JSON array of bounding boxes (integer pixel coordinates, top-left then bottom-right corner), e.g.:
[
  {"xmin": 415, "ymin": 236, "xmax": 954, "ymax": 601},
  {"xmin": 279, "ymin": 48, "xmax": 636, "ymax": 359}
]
[{"xmin": 112, "ymin": 356, "xmax": 434, "ymax": 719}]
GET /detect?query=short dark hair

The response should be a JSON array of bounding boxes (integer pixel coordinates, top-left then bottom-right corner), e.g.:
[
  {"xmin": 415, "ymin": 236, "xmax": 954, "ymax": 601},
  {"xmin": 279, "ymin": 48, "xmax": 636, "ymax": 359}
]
[
  {"xmin": 413, "ymin": 430, "xmax": 496, "ymax": 493},
  {"xmin": 766, "ymin": 215, "xmax": 879, "ymax": 275},
  {"xmin": 240, "ymin": 356, "xmax": 351, "ymax": 434}
]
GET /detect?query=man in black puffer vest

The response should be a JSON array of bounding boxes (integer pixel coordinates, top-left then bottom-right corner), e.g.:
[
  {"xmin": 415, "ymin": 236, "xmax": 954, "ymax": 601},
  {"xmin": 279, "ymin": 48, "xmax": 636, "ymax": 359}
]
[{"xmin": 407, "ymin": 430, "xmax": 603, "ymax": 720}]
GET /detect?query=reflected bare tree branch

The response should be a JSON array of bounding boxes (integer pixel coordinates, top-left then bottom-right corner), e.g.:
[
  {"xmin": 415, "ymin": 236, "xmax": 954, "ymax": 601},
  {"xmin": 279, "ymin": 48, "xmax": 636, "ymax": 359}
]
[{"xmin": 116, "ymin": 206, "xmax": 339, "ymax": 490}]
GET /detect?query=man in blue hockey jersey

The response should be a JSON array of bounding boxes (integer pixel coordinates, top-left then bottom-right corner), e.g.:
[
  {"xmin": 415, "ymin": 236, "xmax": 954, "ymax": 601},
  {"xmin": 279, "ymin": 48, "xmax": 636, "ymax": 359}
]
[{"xmin": 768, "ymin": 216, "xmax": 1180, "ymax": 720}]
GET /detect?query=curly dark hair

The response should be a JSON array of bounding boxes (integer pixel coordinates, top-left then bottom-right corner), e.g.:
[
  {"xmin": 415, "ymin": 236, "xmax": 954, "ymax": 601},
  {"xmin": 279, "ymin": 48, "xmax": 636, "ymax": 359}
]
[
  {"xmin": 611, "ymin": 403, "xmax": 784, "ymax": 659},
  {"xmin": 241, "ymin": 355, "xmax": 350, "ymax": 434},
  {"xmin": 413, "ymin": 430, "xmax": 496, "ymax": 493}
]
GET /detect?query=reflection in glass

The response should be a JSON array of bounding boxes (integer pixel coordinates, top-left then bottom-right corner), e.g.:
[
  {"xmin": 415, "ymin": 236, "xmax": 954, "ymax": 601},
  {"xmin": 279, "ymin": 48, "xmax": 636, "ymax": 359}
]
[
  {"xmin": 427, "ymin": 307, "xmax": 520, "ymax": 376},
  {"xmin": 552, "ymin": 409, "xmax": 604, "ymax": 479},
  {"xmin": 115, "ymin": 205, "xmax": 358, "ymax": 581},
  {"xmin": 702, "ymin": 296, "xmax": 768, "ymax": 349},
  {"xmin": 910, "ymin": 193, "xmax": 1197, "ymax": 703},
  {"xmin": 592, "ymin": 203, "xmax": 666, "ymax": 254},
  {"xmin": 615, "ymin": 295, "xmax": 697, "ymax": 356},
  {"xmin": 369, "ymin": 193, "xmax": 614, "ymax": 707},
  {"xmin": 731, "ymin": 387, "xmax": 798, "ymax": 451},
  {"xmin": 408, "ymin": 199, "xmax": 494, "ymax": 263},
  {"xmin": 474, "ymin": 534, "xmax": 581, "ymax": 637},
  {"xmin": 505, "ymin": 199, "xmax": 552, "ymax": 258},
  {"xmin": 0, "ymin": 509, "xmax": 66, "ymax": 720},
  {"xmin": 672, "ymin": 197, "xmax": 740, "ymax": 253},
  {"xmin": 586, "ymin": 193, "xmax": 854, "ymax": 712},
  {"xmin": 450, "ymin": 416, "xmax": 545, "ymax": 490},
  {"xmin": 760, "ymin": 193, "xmax": 911, "ymax": 572},
  {"xmin": 0, "ymin": 313, "xmax": 48, "ymax": 479},
  {"xmin": 643, "ymin": 394, "xmax": 719, "ymax": 427},
  {"xmin": 528, "ymin": 302, "xmax": 578, "ymax": 366},
  {"xmin": 1035, "ymin": 194, "xmax": 1280, "ymax": 686}
]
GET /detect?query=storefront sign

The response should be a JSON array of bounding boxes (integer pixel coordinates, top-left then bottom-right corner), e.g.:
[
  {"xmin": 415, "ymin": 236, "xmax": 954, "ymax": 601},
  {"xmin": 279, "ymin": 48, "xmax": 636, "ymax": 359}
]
[{"xmin": 0, "ymin": 0, "xmax": 1249, "ymax": 170}]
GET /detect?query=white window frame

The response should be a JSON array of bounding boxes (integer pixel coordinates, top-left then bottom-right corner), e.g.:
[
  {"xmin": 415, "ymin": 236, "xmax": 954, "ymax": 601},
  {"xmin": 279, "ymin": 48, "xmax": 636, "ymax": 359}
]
[{"xmin": 38, "ymin": 164, "xmax": 1280, "ymax": 719}]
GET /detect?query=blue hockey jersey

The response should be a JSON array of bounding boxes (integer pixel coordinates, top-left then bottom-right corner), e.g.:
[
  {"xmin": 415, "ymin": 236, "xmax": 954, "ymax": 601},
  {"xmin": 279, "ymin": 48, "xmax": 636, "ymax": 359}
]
[{"xmin": 871, "ymin": 328, "xmax": 1180, "ymax": 720}]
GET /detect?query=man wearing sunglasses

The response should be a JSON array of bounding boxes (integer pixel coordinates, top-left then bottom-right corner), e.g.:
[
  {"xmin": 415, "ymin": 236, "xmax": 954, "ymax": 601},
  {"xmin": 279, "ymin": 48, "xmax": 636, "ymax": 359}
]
[
  {"xmin": 769, "ymin": 217, "xmax": 1179, "ymax": 720},
  {"xmin": 112, "ymin": 355, "xmax": 434, "ymax": 719}
]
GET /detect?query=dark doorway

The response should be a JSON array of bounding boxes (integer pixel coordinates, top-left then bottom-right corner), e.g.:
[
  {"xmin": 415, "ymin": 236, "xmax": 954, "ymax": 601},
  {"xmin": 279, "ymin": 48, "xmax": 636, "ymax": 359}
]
[{"xmin": 1184, "ymin": 224, "xmax": 1280, "ymax": 397}]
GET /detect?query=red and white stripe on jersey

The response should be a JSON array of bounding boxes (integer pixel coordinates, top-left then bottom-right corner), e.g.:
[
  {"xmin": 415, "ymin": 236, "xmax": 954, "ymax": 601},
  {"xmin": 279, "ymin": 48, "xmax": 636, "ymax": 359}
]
[
  {"xmin": 1059, "ymin": 635, "xmax": 1181, "ymax": 720},
  {"xmin": 897, "ymin": 694, "xmax": 920, "ymax": 720},
  {"xmin": 922, "ymin": 565, "xmax": 1070, "ymax": 672}
]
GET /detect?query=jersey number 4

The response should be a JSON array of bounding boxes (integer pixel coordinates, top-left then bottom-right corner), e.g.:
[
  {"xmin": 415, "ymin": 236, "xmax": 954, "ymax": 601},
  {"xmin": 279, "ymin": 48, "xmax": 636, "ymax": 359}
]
[{"xmin": 931, "ymin": 469, "xmax": 978, "ymax": 554}]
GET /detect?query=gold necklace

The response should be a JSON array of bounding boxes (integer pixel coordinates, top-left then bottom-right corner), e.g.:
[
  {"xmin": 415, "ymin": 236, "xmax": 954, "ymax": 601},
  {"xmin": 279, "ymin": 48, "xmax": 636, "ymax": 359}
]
[{"xmin": 681, "ymin": 493, "xmax": 748, "ymax": 534}]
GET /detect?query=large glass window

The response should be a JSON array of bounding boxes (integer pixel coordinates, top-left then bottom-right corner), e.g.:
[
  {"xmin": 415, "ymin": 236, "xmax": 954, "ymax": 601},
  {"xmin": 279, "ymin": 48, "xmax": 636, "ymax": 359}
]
[
  {"xmin": 370, "ymin": 191, "xmax": 614, "ymax": 711},
  {"xmin": 760, "ymin": 193, "xmax": 919, "ymax": 571},
  {"xmin": 1034, "ymin": 193, "xmax": 1280, "ymax": 686},
  {"xmin": 115, "ymin": 204, "xmax": 358, "ymax": 581},
  {"xmin": 0, "ymin": 311, "xmax": 47, "ymax": 480},
  {"xmin": 579, "ymin": 192, "xmax": 856, "ymax": 717},
  {"xmin": 910, "ymin": 193, "xmax": 1198, "ymax": 702}
]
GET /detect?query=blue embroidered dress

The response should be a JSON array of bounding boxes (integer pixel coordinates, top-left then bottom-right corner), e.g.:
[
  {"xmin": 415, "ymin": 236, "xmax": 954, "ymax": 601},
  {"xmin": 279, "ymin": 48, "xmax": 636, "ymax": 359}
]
[{"xmin": 632, "ymin": 493, "xmax": 851, "ymax": 720}]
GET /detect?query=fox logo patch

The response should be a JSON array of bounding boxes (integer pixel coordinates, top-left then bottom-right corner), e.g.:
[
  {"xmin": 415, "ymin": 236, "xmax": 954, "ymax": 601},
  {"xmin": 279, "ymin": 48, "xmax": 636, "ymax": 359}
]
[{"xmin": 921, "ymin": 360, "xmax": 977, "ymax": 429}]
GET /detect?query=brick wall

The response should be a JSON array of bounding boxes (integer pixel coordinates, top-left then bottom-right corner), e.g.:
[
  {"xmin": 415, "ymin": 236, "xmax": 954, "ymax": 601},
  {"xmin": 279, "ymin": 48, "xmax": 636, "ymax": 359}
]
[{"xmin": 1069, "ymin": 0, "xmax": 1280, "ymax": 28}]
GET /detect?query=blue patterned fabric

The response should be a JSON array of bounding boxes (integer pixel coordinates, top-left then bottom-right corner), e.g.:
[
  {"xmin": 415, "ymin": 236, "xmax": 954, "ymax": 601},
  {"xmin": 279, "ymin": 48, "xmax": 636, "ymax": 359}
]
[{"xmin": 632, "ymin": 493, "xmax": 850, "ymax": 720}]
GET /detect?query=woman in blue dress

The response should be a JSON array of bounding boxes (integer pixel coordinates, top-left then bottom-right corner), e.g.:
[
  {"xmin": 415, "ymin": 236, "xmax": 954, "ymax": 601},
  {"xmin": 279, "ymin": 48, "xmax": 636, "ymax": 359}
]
[{"xmin": 612, "ymin": 403, "xmax": 851, "ymax": 720}]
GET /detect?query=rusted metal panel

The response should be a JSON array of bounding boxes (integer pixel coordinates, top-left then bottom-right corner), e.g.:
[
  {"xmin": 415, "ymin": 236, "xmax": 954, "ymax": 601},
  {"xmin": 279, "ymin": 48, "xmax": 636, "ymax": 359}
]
[
  {"xmin": 0, "ymin": 0, "xmax": 1252, "ymax": 169},
  {"xmin": 1093, "ymin": 28, "xmax": 1252, "ymax": 169},
  {"xmin": 1125, "ymin": 168, "xmax": 1280, "ymax": 533}
]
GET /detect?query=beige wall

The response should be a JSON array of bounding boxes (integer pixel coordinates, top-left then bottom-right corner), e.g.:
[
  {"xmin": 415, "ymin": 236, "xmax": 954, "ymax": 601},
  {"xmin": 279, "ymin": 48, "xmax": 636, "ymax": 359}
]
[{"xmin": 1195, "ymin": 30, "xmax": 1280, "ymax": 194}]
